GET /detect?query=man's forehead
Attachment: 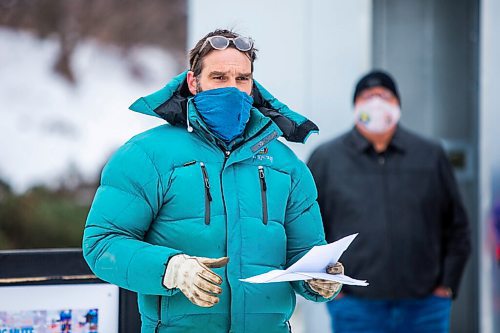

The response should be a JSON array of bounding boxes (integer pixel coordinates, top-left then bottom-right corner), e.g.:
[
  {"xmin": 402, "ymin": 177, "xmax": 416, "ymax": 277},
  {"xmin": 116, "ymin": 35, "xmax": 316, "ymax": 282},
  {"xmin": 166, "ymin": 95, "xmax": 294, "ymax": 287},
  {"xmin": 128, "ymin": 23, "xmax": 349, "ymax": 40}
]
[
  {"xmin": 362, "ymin": 86, "xmax": 392, "ymax": 93},
  {"xmin": 202, "ymin": 49, "xmax": 251, "ymax": 66}
]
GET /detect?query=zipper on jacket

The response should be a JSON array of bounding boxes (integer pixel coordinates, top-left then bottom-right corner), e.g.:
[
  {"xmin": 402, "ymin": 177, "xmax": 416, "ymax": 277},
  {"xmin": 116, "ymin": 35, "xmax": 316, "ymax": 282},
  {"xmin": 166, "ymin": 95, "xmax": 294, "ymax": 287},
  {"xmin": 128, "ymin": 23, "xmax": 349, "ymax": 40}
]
[
  {"xmin": 220, "ymin": 150, "xmax": 231, "ymax": 329},
  {"xmin": 258, "ymin": 166, "xmax": 268, "ymax": 225},
  {"xmin": 200, "ymin": 162, "xmax": 212, "ymax": 225},
  {"xmin": 220, "ymin": 151, "xmax": 230, "ymax": 215},
  {"xmin": 155, "ymin": 296, "xmax": 162, "ymax": 332}
]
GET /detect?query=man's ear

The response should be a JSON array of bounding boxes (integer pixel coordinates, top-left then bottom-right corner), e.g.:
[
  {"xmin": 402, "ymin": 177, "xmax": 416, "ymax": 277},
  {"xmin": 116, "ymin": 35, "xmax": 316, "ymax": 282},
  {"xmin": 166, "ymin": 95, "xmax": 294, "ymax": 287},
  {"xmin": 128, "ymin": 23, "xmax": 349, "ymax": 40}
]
[{"xmin": 187, "ymin": 71, "xmax": 197, "ymax": 95}]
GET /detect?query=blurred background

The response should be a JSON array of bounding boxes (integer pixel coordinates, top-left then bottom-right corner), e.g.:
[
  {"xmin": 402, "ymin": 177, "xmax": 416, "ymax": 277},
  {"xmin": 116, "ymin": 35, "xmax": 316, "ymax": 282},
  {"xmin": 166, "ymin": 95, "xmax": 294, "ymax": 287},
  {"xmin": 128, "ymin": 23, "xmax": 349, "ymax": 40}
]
[{"xmin": 0, "ymin": 0, "xmax": 499, "ymax": 332}]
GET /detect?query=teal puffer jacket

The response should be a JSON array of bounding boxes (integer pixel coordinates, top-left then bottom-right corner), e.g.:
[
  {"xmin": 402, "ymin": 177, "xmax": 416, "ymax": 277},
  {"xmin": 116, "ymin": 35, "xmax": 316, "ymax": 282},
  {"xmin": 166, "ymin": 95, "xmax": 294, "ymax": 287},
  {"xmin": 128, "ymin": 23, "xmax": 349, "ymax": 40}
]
[{"xmin": 83, "ymin": 72, "xmax": 332, "ymax": 333}]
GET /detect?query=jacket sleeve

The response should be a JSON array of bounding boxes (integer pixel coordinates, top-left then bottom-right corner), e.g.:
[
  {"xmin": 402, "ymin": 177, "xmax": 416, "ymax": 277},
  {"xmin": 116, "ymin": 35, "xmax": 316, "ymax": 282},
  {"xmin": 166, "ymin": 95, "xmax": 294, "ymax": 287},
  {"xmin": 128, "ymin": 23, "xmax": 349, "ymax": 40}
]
[
  {"xmin": 437, "ymin": 147, "xmax": 471, "ymax": 297},
  {"xmin": 284, "ymin": 160, "xmax": 338, "ymax": 302},
  {"xmin": 82, "ymin": 141, "xmax": 181, "ymax": 296}
]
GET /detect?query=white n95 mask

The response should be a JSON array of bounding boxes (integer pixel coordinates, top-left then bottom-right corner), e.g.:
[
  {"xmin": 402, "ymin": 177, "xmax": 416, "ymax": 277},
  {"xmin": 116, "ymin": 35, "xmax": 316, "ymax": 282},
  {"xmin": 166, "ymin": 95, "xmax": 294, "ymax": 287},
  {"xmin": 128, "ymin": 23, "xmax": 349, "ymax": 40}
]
[{"xmin": 354, "ymin": 97, "xmax": 401, "ymax": 133}]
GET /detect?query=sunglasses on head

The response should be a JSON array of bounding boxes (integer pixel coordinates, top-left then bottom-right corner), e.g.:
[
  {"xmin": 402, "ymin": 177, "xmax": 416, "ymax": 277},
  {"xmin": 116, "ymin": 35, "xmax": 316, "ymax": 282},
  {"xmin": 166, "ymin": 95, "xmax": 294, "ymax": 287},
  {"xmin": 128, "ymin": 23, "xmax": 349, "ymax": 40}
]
[{"xmin": 191, "ymin": 35, "xmax": 254, "ymax": 70}]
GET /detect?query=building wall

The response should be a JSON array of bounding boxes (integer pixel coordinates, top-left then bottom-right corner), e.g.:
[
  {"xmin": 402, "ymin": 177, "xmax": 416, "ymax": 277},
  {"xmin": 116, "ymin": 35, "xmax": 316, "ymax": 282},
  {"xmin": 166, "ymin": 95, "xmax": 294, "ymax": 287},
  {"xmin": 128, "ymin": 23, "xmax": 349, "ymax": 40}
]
[
  {"xmin": 479, "ymin": 1, "xmax": 500, "ymax": 332},
  {"xmin": 188, "ymin": 0, "xmax": 372, "ymax": 161}
]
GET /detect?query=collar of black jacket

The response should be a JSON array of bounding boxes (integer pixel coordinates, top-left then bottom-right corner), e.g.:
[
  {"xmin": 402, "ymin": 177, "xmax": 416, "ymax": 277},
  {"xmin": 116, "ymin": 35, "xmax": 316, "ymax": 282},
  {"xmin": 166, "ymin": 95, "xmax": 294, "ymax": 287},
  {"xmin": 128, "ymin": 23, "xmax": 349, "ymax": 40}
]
[{"xmin": 350, "ymin": 126, "xmax": 407, "ymax": 153}]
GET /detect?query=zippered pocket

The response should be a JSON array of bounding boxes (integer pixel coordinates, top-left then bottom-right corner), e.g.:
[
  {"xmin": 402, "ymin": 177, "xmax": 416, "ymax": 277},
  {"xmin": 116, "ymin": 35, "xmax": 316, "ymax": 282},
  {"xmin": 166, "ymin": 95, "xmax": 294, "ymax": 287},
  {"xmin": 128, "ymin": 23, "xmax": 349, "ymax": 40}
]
[
  {"xmin": 200, "ymin": 162, "xmax": 212, "ymax": 225},
  {"xmin": 258, "ymin": 166, "xmax": 268, "ymax": 225}
]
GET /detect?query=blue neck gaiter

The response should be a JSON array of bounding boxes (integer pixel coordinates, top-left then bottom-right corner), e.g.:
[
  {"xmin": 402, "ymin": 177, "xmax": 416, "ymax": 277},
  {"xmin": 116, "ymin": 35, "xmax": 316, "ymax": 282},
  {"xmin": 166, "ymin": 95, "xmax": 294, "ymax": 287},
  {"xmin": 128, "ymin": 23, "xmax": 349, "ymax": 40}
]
[{"xmin": 193, "ymin": 87, "xmax": 253, "ymax": 144}]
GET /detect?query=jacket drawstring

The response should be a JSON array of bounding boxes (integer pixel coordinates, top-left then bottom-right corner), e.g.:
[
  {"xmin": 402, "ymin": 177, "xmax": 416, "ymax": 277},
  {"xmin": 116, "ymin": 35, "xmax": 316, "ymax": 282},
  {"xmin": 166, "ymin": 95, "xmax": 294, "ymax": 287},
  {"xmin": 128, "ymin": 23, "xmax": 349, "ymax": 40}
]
[{"xmin": 186, "ymin": 97, "xmax": 194, "ymax": 133}]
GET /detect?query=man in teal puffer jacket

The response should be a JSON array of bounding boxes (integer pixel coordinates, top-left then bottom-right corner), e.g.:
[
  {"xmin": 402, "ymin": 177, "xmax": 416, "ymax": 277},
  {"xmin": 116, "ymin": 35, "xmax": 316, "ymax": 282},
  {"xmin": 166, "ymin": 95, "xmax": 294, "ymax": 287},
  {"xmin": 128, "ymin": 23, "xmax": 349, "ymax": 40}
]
[{"xmin": 83, "ymin": 29, "xmax": 343, "ymax": 333}]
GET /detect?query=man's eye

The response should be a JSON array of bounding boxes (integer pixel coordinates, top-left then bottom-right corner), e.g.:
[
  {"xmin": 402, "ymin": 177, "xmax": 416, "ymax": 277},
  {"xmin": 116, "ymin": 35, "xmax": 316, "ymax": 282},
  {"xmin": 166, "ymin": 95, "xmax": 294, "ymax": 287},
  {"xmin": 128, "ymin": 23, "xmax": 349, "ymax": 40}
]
[
  {"xmin": 212, "ymin": 76, "xmax": 225, "ymax": 80},
  {"xmin": 237, "ymin": 77, "xmax": 250, "ymax": 81}
]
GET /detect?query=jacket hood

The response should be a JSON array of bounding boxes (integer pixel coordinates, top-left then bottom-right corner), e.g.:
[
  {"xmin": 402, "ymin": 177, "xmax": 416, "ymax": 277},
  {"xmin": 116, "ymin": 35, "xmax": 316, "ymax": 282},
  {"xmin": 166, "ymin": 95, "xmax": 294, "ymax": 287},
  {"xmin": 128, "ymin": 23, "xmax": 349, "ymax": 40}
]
[{"xmin": 129, "ymin": 71, "xmax": 319, "ymax": 143}]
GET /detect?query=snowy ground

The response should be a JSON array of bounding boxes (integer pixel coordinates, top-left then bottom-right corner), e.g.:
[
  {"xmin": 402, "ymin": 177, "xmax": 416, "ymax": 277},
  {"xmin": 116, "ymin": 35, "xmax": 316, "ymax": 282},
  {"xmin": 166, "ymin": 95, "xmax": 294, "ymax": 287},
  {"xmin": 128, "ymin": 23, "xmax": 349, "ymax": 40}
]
[{"xmin": 0, "ymin": 28, "xmax": 175, "ymax": 192}]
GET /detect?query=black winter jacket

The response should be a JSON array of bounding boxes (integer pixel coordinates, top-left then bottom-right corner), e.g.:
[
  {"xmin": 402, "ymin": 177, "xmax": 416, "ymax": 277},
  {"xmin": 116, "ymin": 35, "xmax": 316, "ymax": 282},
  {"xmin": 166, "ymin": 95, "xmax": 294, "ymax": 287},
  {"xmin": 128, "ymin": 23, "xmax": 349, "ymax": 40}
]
[{"xmin": 307, "ymin": 126, "xmax": 471, "ymax": 299}]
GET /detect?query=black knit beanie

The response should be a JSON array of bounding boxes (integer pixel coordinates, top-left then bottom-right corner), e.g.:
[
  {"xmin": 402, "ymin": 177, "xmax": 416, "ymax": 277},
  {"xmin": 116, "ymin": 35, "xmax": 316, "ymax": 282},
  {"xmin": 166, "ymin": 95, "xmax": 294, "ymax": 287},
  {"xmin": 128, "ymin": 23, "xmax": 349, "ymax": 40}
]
[{"xmin": 353, "ymin": 70, "xmax": 400, "ymax": 105}]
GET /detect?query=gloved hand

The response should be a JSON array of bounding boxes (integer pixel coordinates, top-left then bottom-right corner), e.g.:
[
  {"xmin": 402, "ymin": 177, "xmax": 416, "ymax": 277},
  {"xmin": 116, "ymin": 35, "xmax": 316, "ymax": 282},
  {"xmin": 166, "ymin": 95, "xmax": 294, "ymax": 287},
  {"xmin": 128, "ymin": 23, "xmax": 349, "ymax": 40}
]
[
  {"xmin": 307, "ymin": 262, "xmax": 344, "ymax": 298},
  {"xmin": 163, "ymin": 254, "xmax": 229, "ymax": 307}
]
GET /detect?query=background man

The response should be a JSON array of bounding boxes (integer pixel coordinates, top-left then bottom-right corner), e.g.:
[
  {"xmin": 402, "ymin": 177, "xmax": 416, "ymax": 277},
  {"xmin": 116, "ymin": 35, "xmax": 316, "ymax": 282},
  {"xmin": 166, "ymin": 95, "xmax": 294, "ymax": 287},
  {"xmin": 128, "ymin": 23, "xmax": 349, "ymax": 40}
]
[
  {"xmin": 307, "ymin": 70, "xmax": 471, "ymax": 333},
  {"xmin": 83, "ymin": 29, "xmax": 343, "ymax": 332}
]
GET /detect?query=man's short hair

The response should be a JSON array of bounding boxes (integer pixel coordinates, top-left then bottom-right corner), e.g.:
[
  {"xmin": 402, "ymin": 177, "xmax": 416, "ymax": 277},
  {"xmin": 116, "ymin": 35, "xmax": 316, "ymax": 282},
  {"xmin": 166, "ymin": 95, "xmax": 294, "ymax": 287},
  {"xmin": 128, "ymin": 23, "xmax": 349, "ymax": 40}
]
[{"xmin": 189, "ymin": 29, "xmax": 258, "ymax": 77}]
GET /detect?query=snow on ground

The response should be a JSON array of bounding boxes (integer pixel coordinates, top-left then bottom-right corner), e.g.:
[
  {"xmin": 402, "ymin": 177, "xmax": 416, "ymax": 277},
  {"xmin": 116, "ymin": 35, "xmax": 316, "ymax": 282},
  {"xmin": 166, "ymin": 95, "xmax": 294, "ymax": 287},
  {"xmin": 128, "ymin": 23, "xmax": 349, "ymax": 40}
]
[{"xmin": 0, "ymin": 28, "xmax": 176, "ymax": 192}]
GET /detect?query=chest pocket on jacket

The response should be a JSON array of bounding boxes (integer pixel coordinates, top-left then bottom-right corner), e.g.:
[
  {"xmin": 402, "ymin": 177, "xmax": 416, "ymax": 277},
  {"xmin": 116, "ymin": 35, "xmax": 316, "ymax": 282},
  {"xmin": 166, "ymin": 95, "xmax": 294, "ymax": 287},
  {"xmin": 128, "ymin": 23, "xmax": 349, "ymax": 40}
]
[
  {"xmin": 237, "ymin": 165, "xmax": 291, "ymax": 225},
  {"xmin": 163, "ymin": 161, "xmax": 219, "ymax": 224}
]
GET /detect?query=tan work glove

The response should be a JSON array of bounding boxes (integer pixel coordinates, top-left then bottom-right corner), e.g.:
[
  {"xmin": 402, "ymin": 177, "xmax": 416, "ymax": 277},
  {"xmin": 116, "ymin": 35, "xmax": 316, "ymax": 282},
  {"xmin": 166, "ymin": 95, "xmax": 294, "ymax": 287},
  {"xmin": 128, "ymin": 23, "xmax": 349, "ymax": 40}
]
[
  {"xmin": 163, "ymin": 254, "xmax": 229, "ymax": 307},
  {"xmin": 307, "ymin": 262, "xmax": 344, "ymax": 298}
]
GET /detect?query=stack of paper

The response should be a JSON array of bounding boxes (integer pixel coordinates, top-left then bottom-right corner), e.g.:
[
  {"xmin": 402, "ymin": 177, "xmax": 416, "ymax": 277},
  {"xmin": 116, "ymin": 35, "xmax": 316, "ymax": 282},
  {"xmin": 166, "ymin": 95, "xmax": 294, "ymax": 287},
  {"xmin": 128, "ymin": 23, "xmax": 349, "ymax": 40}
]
[{"xmin": 240, "ymin": 233, "xmax": 368, "ymax": 286}]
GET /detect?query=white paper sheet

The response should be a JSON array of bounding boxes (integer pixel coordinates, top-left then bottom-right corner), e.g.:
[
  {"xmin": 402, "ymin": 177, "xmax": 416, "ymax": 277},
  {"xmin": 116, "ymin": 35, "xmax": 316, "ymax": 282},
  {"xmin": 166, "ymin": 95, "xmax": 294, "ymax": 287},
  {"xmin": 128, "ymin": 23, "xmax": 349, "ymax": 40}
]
[{"xmin": 240, "ymin": 233, "xmax": 368, "ymax": 286}]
